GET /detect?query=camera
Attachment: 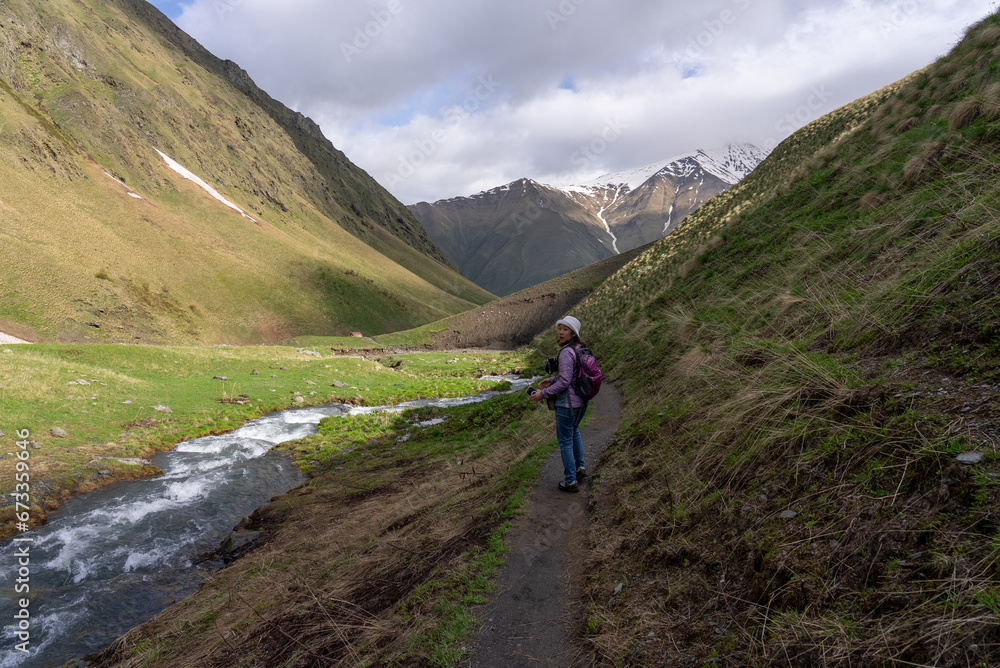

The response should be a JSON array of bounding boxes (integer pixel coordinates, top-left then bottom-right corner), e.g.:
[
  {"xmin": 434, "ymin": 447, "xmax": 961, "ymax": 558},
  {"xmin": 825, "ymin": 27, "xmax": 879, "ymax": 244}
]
[
  {"xmin": 526, "ymin": 387, "xmax": 538, "ymax": 397},
  {"xmin": 543, "ymin": 356, "xmax": 559, "ymax": 374}
]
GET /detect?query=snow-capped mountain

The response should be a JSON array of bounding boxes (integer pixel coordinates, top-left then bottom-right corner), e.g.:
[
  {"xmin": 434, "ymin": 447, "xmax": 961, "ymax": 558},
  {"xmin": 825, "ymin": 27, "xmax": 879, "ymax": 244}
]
[
  {"xmin": 581, "ymin": 143, "xmax": 767, "ymax": 190},
  {"xmin": 409, "ymin": 144, "xmax": 768, "ymax": 296}
]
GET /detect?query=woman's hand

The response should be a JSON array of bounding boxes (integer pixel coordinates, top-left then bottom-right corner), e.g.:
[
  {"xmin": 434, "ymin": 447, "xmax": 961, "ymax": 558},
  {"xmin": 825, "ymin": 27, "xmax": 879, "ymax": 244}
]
[
  {"xmin": 530, "ymin": 391, "xmax": 544, "ymax": 403},
  {"xmin": 539, "ymin": 379, "xmax": 551, "ymax": 389}
]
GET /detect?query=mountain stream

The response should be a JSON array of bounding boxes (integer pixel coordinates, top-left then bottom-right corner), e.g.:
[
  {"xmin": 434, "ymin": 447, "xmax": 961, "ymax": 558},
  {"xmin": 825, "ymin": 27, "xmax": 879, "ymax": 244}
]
[{"xmin": 0, "ymin": 375, "xmax": 534, "ymax": 667}]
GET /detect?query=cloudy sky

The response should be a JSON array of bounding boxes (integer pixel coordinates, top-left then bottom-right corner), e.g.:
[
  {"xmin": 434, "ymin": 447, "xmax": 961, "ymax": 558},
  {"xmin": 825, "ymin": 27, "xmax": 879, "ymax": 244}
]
[{"xmin": 147, "ymin": 0, "xmax": 996, "ymax": 204}]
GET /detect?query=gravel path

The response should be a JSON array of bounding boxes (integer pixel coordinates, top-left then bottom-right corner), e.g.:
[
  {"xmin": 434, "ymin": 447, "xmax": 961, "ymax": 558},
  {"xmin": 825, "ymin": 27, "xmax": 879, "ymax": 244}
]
[
  {"xmin": 0, "ymin": 331, "xmax": 30, "ymax": 344},
  {"xmin": 469, "ymin": 384, "xmax": 622, "ymax": 667}
]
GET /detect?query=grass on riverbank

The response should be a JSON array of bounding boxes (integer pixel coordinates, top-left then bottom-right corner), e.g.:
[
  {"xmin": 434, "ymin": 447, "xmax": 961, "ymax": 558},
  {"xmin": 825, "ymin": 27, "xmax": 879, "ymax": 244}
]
[
  {"xmin": 87, "ymin": 392, "xmax": 555, "ymax": 667},
  {"xmin": 0, "ymin": 343, "xmax": 537, "ymax": 536}
]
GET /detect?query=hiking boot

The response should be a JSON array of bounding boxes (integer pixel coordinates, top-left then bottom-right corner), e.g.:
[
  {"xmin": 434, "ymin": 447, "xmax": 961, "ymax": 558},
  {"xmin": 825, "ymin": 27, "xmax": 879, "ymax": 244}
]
[
  {"xmin": 558, "ymin": 480, "xmax": 579, "ymax": 493},
  {"xmin": 576, "ymin": 466, "xmax": 587, "ymax": 480}
]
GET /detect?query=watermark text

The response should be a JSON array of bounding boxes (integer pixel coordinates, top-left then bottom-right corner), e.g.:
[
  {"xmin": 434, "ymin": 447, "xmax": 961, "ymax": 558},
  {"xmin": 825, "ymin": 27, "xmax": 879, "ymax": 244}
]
[{"xmin": 12, "ymin": 428, "xmax": 32, "ymax": 653}]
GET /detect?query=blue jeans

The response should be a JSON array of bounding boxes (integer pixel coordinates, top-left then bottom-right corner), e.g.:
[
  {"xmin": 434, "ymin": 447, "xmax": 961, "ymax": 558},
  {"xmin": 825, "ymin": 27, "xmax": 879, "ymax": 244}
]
[{"xmin": 555, "ymin": 406, "xmax": 585, "ymax": 483}]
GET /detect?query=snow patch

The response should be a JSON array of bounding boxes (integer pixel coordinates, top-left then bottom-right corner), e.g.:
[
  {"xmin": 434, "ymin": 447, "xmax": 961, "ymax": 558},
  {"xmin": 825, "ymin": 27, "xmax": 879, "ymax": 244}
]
[
  {"xmin": 155, "ymin": 150, "xmax": 256, "ymax": 222},
  {"xmin": 0, "ymin": 332, "xmax": 30, "ymax": 344},
  {"xmin": 597, "ymin": 185, "xmax": 623, "ymax": 254},
  {"xmin": 103, "ymin": 171, "xmax": 143, "ymax": 200}
]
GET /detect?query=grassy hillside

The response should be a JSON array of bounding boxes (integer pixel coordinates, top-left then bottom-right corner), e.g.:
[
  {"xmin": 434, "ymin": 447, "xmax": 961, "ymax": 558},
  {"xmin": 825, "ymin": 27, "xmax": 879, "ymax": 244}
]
[
  {"xmin": 567, "ymin": 11, "xmax": 1000, "ymax": 665},
  {"xmin": 270, "ymin": 242, "xmax": 652, "ymax": 353},
  {"xmin": 0, "ymin": 0, "xmax": 493, "ymax": 345}
]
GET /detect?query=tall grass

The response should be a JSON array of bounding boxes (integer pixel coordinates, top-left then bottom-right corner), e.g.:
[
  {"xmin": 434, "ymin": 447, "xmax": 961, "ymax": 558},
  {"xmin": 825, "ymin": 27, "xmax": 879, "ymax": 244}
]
[{"xmin": 569, "ymin": 10, "xmax": 1000, "ymax": 665}]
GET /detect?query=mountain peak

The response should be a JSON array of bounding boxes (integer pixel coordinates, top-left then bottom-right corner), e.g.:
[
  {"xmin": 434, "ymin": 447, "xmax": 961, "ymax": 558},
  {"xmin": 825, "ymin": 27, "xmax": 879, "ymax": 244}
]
[
  {"xmin": 411, "ymin": 143, "xmax": 767, "ymax": 296},
  {"xmin": 576, "ymin": 143, "xmax": 768, "ymax": 192}
]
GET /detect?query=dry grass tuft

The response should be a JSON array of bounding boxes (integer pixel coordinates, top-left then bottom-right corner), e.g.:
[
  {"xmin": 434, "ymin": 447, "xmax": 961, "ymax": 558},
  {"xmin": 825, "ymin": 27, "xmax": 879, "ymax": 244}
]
[
  {"xmin": 935, "ymin": 58, "xmax": 960, "ymax": 78},
  {"xmin": 902, "ymin": 141, "xmax": 945, "ymax": 182},
  {"xmin": 895, "ymin": 116, "xmax": 920, "ymax": 134},
  {"xmin": 972, "ymin": 23, "xmax": 1000, "ymax": 49},
  {"xmin": 775, "ymin": 293, "xmax": 807, "ymax": 314},
  {"xmin": 949, "ymin": 96, "xmax": 987, "ymax": 130},
  {"xmin": 858, "ymin": 191, "xmax": 885, "ymax": 212},
  {"xmin": 678, "ymin": 257, "xmax": 701, "ymax": 279},
  {"xmin": 674, "ymin": 346, "xmax": 713, "ymax": 379}
]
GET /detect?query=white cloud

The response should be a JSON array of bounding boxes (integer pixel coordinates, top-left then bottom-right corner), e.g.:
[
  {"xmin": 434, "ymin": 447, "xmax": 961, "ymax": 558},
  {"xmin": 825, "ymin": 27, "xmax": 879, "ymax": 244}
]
[{"xmin": 169, "ymin": 0, "xmax": 997, "ymax": 204}]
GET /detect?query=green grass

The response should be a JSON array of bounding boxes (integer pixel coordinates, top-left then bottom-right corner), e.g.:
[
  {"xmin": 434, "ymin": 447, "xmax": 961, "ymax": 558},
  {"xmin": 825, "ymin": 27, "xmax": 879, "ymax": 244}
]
[
  {"xmin": 392, "ymin": 409, "xmax": 554, "ymax": 666},
  {"xmin": 0, "ymin": 343, "xmax": 538, "ymax": 507},
  {"xmin": 565, "ymin": 11, "xmax": 1000, "ymax": 665}
]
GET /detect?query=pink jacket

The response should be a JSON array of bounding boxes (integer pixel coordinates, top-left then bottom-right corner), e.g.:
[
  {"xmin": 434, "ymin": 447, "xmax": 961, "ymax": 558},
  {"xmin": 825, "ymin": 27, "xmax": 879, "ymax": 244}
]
[{"xmin": 540, "ymin": 344, "xmax": 584, "ymax": 409}]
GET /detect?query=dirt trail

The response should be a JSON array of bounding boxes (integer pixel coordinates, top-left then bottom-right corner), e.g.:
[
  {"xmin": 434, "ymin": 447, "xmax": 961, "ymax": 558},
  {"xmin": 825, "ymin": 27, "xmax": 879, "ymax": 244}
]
[{"xmin": 470, "ymin": 384, "xmax": 622, "ymax": 667}]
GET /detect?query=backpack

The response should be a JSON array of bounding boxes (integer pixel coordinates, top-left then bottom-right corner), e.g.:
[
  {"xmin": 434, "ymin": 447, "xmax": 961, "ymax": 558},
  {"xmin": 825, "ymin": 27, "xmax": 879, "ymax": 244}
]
[{"xmin": 571, "ymin": 345, "xmax": 602, "ymax": 402}]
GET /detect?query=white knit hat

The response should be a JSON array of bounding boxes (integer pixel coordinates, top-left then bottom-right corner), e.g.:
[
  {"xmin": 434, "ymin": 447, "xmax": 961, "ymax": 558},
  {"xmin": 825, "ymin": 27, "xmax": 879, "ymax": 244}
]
[{"xmin": 556, "ymin": 316, "xmax": 581, "ymax": 338}]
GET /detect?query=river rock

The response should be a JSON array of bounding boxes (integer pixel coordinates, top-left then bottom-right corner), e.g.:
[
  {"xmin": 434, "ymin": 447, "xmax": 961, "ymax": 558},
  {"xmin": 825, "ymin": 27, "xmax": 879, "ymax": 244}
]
[
  {"xmin": 957, "ymin": 452, "xmax": 984, "ymax": 464},
  {"xmin": 91, "ymin": 457, "xmax": 156, "ymax": 467},
  {"xmin": 780, "ymin": 510, "xmax": 798, "ymax": 519},
  {"xmin": 50, "ymin": 427, "xmax": 67, "ymax": 438},
  {"xmin": 152, "ymin": 405, "xmax": 173, "ymax": 413},
  {"xmin": 220, "ymin": 530, "xmax": 263, "ymax": 558}
]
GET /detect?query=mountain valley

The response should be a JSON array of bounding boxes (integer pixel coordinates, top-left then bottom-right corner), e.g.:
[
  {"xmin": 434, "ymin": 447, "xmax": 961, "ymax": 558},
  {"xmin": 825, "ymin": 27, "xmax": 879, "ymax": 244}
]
[
  {"xmin": 410, "ymin": 144, "xmax": 767, "ymax": 295},
  {"xmin": 0, "ymin": 0, "xmax": 492, "ymax": 345}
]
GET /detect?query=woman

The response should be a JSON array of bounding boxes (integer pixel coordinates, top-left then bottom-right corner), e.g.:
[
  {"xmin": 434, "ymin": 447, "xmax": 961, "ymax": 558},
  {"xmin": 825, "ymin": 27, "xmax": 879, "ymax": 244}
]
[{"xmin": 530, "ymin": 315, "xmax": 587, "ymax": 493}]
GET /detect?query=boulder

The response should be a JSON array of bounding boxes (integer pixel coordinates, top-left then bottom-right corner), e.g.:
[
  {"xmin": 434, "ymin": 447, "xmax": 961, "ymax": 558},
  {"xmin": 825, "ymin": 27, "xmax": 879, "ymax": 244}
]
[{"xmin": 220, "ymin": 531, "xmax": 263, "ymax": 559}]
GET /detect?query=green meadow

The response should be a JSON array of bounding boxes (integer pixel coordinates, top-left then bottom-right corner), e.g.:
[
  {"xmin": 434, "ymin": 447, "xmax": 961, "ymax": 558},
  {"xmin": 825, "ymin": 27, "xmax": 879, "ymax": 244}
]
[{"xmin": 0, "ymin": 342, "xmax": 538, "ymax": 525}]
